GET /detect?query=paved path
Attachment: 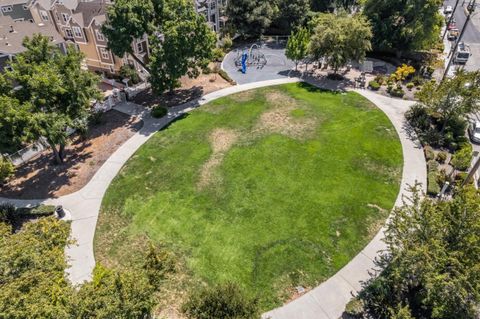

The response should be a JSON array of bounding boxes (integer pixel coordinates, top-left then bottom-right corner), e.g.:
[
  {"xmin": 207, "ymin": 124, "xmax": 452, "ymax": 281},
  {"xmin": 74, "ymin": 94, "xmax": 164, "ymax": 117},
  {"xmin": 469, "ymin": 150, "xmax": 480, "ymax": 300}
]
[{"xmin": 0, "ymin": 78, "xmax": 426, "ymax": 318}]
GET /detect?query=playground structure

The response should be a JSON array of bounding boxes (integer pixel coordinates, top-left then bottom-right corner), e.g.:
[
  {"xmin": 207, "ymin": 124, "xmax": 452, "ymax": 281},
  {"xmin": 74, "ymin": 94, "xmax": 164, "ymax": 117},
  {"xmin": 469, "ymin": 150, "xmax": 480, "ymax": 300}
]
[{"xmin": 234, "ymin": 44, "xmax": 267, "ymax": 73}]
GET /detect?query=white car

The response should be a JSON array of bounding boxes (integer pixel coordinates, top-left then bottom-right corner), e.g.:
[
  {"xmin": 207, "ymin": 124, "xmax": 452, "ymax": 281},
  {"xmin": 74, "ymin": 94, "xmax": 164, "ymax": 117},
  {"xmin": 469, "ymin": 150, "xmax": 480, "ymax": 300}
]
[
  {"xmin": 468, "ymin": 121, "xmax": 480, "ymax": 143},
  {"xmin": 444, "ymin": 5, "xmax": 453, "ymax": 15}
]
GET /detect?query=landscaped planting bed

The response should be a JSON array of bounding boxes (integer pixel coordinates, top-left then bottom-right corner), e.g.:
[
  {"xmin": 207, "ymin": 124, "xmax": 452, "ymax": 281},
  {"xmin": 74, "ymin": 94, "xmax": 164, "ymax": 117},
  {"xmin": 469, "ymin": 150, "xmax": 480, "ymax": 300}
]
[{"xmin": 95, "ymin": 83, "xmax": 403, "ymax": 310}]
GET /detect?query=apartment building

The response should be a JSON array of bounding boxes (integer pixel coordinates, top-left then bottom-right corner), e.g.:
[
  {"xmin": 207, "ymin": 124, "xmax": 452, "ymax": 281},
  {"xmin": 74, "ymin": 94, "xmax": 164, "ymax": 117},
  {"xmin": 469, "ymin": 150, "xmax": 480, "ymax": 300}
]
[{"xmin": 195, "ymin": 0, "xmax": 227, "ymax": 33}]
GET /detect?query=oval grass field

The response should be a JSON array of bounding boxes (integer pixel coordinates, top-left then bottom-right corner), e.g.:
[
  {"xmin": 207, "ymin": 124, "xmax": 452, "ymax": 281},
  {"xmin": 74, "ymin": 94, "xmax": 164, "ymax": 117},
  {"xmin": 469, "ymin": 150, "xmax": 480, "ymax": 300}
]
[{"xmin": 95, "ymin": 82, "xmax": 403, "ymax": 309}]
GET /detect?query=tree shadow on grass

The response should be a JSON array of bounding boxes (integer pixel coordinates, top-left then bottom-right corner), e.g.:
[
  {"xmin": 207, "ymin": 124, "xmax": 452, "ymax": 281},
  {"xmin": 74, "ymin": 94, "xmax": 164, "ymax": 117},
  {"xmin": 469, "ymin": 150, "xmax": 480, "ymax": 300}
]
[{"xmin": 133, "ymin": 86, "xmax": 205, "ymax": 108}]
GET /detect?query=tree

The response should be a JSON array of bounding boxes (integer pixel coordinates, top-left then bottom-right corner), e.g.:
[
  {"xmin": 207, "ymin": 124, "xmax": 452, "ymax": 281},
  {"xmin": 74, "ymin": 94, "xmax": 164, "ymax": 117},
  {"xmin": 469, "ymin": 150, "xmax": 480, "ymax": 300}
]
[
  {"xmin": 0, "ymin": 35, "xmax": 100, "ymax": 164},
  {"xmin": 286, "ymin": 27, "xmax": 310, "ymax": 71},
  {"xmin": 309, "ymin": 12, "xmax": 372, "ymax": 74},
  {"xmin": 270, "ymin": 0, "xmax": 311, "ymax": 34},
  {"xmin": 0, "ymin": 216, "xmax": 157, "ymax": 318},
  {"xmin": 364, "ymin": 0, "xmax": 443, "ymax": 55},
  {"xmin": 182, "ymin": 282, "xmax": 260, "ymax": 319},
  {"xmin": 358, "ymin": 185, "xmax": 480, "ymax": 319},
  {"xmin": 416, "ymin": 70, "xmax": 480, "ymax": 133},
  {"xmin": 103, "ymin": 0, "xmax": 216, "ymax": 94},
  {"xmin": 226, "ymin": 0, "xmax": 278, "ymax": 37}
]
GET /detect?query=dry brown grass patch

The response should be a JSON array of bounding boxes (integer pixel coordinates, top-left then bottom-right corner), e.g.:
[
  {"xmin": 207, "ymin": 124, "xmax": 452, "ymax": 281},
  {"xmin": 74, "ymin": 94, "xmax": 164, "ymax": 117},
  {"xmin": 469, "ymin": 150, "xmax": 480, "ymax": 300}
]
[{"xmin": 197, "ymin": 128, "xmax": 239, "ymax": 189}]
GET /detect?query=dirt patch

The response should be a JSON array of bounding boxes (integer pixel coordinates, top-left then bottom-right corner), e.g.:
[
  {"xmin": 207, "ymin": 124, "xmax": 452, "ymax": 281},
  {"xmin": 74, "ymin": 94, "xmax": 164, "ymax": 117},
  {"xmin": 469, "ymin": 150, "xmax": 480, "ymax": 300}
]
[
  {"xmin": 254, "ymin": 106, "xmax": 316, "ymax": 139},
  {"xmin": 265, "ymin": 90, "xmax": 298, "ymax": 107},
  {"xmin": 133, "ymin": 72, "xmax": 232, "ymax": 108},
  {"xmin": 198, "ymin": 128, "xmax": 239, "ymax": 189},
  {"xmin": 0, "ymin": 110, "xmax": 142, "ymax": 199}
]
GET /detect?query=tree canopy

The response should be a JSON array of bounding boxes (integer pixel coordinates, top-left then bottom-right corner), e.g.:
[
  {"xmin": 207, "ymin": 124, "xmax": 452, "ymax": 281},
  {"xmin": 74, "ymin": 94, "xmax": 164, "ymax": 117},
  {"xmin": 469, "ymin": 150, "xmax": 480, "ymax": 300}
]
[
  {"xmin": 0, "ymin": 35, "xmax": 100, "ymax": 164},
  {"xmin": 103, "ymin": 0, "xmax": 216, "ymax": 94},
  {"xmin": 358, "ymin": 185, "xmax": 480, "ymax": 318},
  {"xmin": 0, "ymin": 214, "xmax": 156, "ymax": 318},
  {"xmin": 364, "ymin": 0, "xmax": 443, "ymax": 54},
  {"xmin": 309, "ymin": 12, "xmax": 372, "ymax": 73},
  {"xmin": 285, "ymin": 27, "xmax": 310, "ymax": 70}
]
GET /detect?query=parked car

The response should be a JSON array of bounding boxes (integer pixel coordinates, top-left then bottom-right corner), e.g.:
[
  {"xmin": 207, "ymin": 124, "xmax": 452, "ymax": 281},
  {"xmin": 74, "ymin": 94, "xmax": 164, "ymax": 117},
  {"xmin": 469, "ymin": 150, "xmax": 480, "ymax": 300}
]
[
  {"xmin": 468, "ymin": 121, "xmax": 480, "ymax": 143},
  {"xmin": 444, "ymin": 5, "xmax": 453, "ymax": 14},
  {"xmin": 447, "ymin": 21, "xmax": 457, "ymax": 30},
  {"xmin": 448, "ymin": 28, "xmax": 460, "ymax": 40},
  {"xmin": 445, "ymin": 13, "xmax": 453, "ymax": 22}
]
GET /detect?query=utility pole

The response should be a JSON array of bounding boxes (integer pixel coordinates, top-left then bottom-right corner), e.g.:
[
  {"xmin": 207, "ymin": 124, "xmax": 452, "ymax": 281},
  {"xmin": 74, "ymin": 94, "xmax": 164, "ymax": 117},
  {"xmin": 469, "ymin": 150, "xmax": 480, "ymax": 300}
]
[
  {"xmin": 442, "ymin": 0, "xmax": 476, "ymax": 81},
  {"xmin": 442, "ymin": 0, "xmax": 462, "ymax": 40}
]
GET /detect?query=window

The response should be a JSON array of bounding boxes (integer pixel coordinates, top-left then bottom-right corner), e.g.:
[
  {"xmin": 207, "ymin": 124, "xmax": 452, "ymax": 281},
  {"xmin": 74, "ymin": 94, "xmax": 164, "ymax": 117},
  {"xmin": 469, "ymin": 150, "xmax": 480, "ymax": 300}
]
[
  {"xmin": 95, "ymin": 30, "xmax": 105, "ymax": 41},
  {"xmin": 99, "ymin": 48, "xmax": 110, "ymax": 60},
  {"xmin": 61, "ymin": 13, "xmax": 69, "ymax": 23},
  {"xmin": 136, "ymin": 41, "xmax": 143, "ymax": 53},
  {"xmin": 40, "ymin": 10, "xmax": 49, "ymax": 21},
  {"xmin": 72, "ymin": 26, "xmax": 82, "ymax": 38},
  {"xmin": 65, "ymin": 28, "xmax": 73, "ymax": 38},
  {"xmin": 1, "ymin": 6, "xmax": 13, "ymax": 13}
]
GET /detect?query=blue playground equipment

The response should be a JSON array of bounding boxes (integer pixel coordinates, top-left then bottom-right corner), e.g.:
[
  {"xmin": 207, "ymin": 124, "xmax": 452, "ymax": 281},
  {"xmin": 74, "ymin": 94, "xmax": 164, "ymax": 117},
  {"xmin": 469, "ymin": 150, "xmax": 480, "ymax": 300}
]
[{"xmin": 235, "ymin": 43, "xmax": 267, "ymax": 74}]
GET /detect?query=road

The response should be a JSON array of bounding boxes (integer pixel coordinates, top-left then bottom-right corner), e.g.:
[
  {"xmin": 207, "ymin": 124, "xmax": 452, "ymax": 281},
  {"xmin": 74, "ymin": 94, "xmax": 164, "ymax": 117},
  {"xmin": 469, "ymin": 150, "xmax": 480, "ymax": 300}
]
[{"xmin": 443, "ymin": 0, "xmax": 480, "ymax": 71}]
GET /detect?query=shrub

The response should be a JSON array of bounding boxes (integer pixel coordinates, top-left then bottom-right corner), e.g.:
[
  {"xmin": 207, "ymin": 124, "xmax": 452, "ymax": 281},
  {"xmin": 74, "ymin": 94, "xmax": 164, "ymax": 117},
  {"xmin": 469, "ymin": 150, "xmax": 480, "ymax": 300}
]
[
  {"xmin": 151, "ymin": 106, "xmax": 168, "ymax": 118},
  {"xmin": 345, "ymin": 298, "xmax": 364, "ymax": 318},
  {"xmin": 212, "ymin": 48, "xmax": 225, "ymax": 62},
  {"xmin": 412, "ymin": 75, "xmax": 424, "ymax": 86},
  {"xmin": 436, "ymin": 151, "xmax": 448, "ymax": 164},
  {"xmin": 406, "ymin": 104, "xmax": 430, "ymax": 132},
  {"xmin": 0, "ymin": 157, "xmax": 15, "ymax": 184},
  {"xmin": 451, "ymin": 144, "xmax": 473, "ymax": 171},
  {"xmin": 218, "ymin": 69, "xmax": 236, "ymax": 85},
  {"xmin": 427, "ymin": 160, "xmax": 439, "ymax": 173},
  {"xmin": 368, "ymin": 80, "xmax": 380, "ymax": 90},
  {"xmin": 424, "ymin": 146, "xmax": 435, "ymax": 161},
  {"xmin": 392, "ymin": 64, "xmax": 415, "ymax": 82},
  {"xmin": 143, "ymin": 243, "xmax": 175, "ymax": 289},
  {"xmin": 16, "ymin": 205, "xmax": 56, "ymax": 217},
  {"xmin": 427, "ymin": 171, "xmax": 441, "ymax": 196},
  {"xmin": 0, "ymin": 203, "xmax": 16, "ymax": 224},
  {"xmin": 183, "ymin": 282, "xmax": 259, "ymax": 319},
  {"xmin": 406, "ymin": 82, "xmax": 414, "ymax": 90},
  {"xmin": 119, "ymin": 64, "xmax": 141, "ymax": 85},
  {"xmin": 390, "ymin": 87, "xmax": 405, "ymax": 98},
  {"xmin": 374, "ymin": 74, "xmax": 386, "ymax": 85},
  {"xmin": 221, "ymin": 35, "xmax": 233, "ymax": 52}
]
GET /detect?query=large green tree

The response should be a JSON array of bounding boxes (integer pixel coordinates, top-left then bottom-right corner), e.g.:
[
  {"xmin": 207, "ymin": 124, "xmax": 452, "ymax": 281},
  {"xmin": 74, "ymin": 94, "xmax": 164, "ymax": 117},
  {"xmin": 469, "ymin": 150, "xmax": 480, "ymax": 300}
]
[
  {"xmin": 103, "ymin": 0, "xmax": 216, "ymax": 94},
  {"xmin": 309, "ymin": 12, "xmax": 372, "ymax": 73},
  {"xmin": 416, "ymin": 70, "xmax": 480, "ymax": 133},
  {"xmin": 226, "ymin": 0, "xmax": 278, "ymax": 37},
  {"xmin": 271, "ymin": 0, "xmax": 311, "ymax": 34},
  {"xmin": 358, "ymin": 186, "xmax": 480, "ymax": 318},
  {"xmin": 0, "ymin": 214, "xmax": 156, "ymax": 318},
  {"xmin": 364, "ymin": 0, "xmax": 443, "ymax": 55},
  {"xmin": 0, "ymin": 35, "xmax": 100, "ymax": 164}
]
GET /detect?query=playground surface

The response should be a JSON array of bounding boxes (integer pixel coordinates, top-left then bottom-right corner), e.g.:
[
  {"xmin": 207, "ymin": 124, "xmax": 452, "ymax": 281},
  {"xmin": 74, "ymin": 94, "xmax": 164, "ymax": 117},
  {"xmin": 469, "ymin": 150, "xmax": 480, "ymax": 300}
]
[{"xmin": 223, "ymin": 42, "xmax": 295, "ymax": 84}]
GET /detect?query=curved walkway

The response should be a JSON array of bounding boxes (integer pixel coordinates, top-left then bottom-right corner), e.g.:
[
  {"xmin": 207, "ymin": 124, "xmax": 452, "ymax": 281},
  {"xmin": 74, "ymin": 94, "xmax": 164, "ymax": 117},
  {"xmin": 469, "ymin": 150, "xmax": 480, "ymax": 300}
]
[{"xmin": 0, "ymin": 78, "xmax": 426, "ymax": 318}]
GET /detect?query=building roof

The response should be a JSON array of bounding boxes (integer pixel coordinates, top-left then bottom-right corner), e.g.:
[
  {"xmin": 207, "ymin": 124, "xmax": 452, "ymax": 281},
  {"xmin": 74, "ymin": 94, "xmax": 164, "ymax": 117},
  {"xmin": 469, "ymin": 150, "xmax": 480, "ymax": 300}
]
[
  {"xmin": 0, "ymin": 0, "xmax": 32, "ymax": 6},
  {"xmin": 0, "ymin": 15, "xmax": 64, "ymax": 54},
  {"xmin": 72, "ymin": 0, "xmax": 107, "ymax": 28}
]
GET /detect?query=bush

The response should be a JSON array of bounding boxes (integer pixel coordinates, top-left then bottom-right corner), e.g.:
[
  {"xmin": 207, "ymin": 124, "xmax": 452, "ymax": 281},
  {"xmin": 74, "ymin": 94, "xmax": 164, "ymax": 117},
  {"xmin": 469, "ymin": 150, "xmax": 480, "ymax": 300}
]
[
  {"xmin": 221, "ymin": 35, "xmax": 233, "ymax": 52},
  {"xmin": 424, "ymin": 146, "xmax": 435, "ymax": 161},
  {"xmin": 151, "ymin": 106, "xmax": 168, "ymax": 118},
  {"xmin": 427, "ymin": 171, "xmax": 441, "ymax": 196},
  {"xmin": 212, "ymin": 48, "xmax": 225, "ymax": 62},
  {"xmin": 390, "ymin": 87, "xmax": 405, "ymax": 98},
  {"xmin": 427, "ymin": 160, "xmax": 439, "ymax": 173},
  {"xmin": 0, "ymin": 157, "xmax": 15, "ymax": 184},
  {"xmin": 436, "ymin": 151, "xmax": 448, "ymax": 164},
  {"xmin": 392, "ymin": 64, "xmax": 415, "ymax": 82},
  {"xmin": 345, "ymin": 298, "xmax": 364, "ymax": 318},
  {"xmin": 119, "ymin": 64, "xmax": 141, "ymax": 85},
  {"xmin": 142, "ymin": 243, "xmax": 175, "ymax": 289},
  {"xmin": 412, "ymin": 75, "xmax": 424, "ymax": 86},
  {"xmin": 183, "ymin": 282, "xmax": 259, "ymax": 319},
  {"xmin": 368, "ymin": 80, "xmax": 381, "ymax": 90},
  {"xmin": 374, "ymin": 74, "xmax": 386, "ymax": 85},
  {"xmin": 0, "ymin": 203, "xmax": 16, "ymax": 224},
  {"xmin": 406, "ymin": 82, "xmax": 414, "ymax": 90},
  {"xmin": 451, "ymin": 144, "xmax": 473, "ymax": 171},
  {"xmin": 218, "ymin": 69, "xmax": 236, "ymax": 85}
]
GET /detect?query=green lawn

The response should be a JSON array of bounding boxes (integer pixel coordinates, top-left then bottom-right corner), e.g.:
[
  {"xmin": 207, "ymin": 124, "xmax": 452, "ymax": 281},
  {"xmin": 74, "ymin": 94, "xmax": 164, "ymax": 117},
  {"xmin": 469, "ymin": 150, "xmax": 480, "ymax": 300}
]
[{"xmin": 95, "ymin": 83, "xmax": 402, "ymax": 309}]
